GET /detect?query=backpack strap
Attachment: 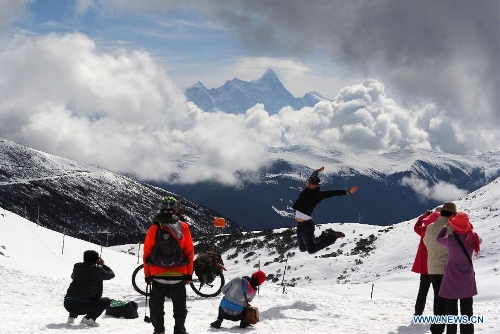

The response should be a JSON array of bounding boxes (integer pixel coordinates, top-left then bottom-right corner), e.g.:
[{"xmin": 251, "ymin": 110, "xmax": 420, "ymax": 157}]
[
  {"xmin": 454, "ymin": 234, "xmax": 473, "ymax": 266},
  {"xmin": 241, "ymin": 279, "xmax": 250, "ymax": 306},
  {"xmin": 156, "ymin": 222, "xmax": 181, "ymax": 241}
]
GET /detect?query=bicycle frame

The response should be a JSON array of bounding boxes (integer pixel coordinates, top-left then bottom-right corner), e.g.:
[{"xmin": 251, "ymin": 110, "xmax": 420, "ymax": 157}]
[{"xmin": 132, "ymin": 260, "xmax": 226, "ymax": 298}]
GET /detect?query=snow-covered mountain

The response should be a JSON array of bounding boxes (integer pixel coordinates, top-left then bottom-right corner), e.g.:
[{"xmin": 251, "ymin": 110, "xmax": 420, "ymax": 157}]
[
  {"xmin": 0, "ymin": 138, "xmax": 243, "ymax": 245},
  {"xmin": 184, "ymin": 69, "xmax": 327, "ymax": 114},
  {"xmin": 0, "ymin": 177, "xmax": 498, "ymax": 333},
  {"xmin": 3, "ymin": 135, "xmax": 500, "ymax": 235},
  {"xmin": 161, "ymin": 146, "xmax": 500, "ymax": 230}
]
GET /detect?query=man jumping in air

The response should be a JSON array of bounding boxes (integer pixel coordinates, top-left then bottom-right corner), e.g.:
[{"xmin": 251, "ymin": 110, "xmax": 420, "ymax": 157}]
[{"xmin": 292, "ymin": 167, "xmax": 359, "ymax": 254}]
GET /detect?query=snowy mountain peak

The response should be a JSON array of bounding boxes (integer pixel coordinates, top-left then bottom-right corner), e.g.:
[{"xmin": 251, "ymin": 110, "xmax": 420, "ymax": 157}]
[
  {"xmin": 190, "ymin": 81, "xmax": 207, "ymax": 89},
  {"xmin": 184, "ymin": 69, "xmax": 327, "ymax": 114},
  {"xmin": 252, "ymin": 68, "xmax": 280, "ymax": 84}
]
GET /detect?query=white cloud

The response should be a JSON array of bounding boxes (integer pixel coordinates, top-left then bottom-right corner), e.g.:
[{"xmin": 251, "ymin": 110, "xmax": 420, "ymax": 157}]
[
  {"xmin": 75, "ymin": 0, "xmax": 96, "ymax": 16},
  {"xmin": 400, "ymin": 176, "xmax": 468, "ymax": 202},
  {"xmin": 0, "ymin": 33, "xmax": 499, "ymax": 185},
  {"xmin": 431, "ymin": 181, "xmax": 469, "ymax": 202}
]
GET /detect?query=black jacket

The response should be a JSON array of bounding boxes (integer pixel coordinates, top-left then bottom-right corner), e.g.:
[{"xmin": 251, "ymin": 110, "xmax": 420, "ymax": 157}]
[
  {"xmin": 64, "ymin": 262, "xmax": 115, "ymax": 302},
  {"xmin": 292, "ymin": 187, "xmax": 348, "ymax": 216}
]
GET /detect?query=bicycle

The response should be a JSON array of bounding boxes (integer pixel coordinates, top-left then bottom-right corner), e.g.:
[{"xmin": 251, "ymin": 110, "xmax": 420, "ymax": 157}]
[{"xmin": 132, "ymin": 259, "xmax": 226, "ymax": 298}]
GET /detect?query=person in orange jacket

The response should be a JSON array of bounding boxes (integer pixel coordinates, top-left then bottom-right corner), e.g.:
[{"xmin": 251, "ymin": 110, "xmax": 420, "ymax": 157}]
[{"xmin": 143, "ymin": 196, "xmax": 194, "ymax": 334}]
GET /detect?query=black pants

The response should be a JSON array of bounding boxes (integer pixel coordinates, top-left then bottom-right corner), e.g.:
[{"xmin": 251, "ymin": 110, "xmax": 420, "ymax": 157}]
[
  {"xmin": 444, "ymin": 297, "xmax": 474, "ymax": 334},
  {"xmin": 214, "ymin": 307, "xmax": 249, "ymax": 328},
  {"xmin": 150, "ymin": 280, "xmax": 187, "ymax": 334},
  {"xmin": 296, "ymin": 220, "xmax": 337, "ymax": 254},
  {"xmin": 429, "ymin": 274, "xmax": 446, "ymax": 334},
  {"xmin": 64, "ymin": 297, "xmax": 110, "ymax": 320},
  {"xmin": 414, "ymin": 274, "xmax": 431, "ymax": 315},
  {"xmin": 216, "ymin": 306, "xmax": 245, "ymax": 322}
]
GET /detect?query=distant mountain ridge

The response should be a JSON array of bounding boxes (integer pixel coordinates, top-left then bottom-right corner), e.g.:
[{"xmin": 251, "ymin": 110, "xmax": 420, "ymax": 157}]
[
  {"xmin": 3, "ymin": 137, "xmax": 500, "ymax": 236},
  {"xmin": 184, "ymin": 69, "xmax": 327, "ymax": 114},
  {"xmin": 158, "ymin": 146, "xmax": 500, "ymax": 230},
  {"xmin": 0, "ymin": 138, "xmax": 244, "ymax": 245}
]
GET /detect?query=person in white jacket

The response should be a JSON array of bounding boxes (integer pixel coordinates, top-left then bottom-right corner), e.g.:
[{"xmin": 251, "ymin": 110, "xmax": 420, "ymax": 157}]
[
  {"xmin": 423, "ymin": 202, "xmax": 456, "ymax": 334},
  {"xmin": 210, "ymin": 270, "xmax": 266, "ymax": 329}
]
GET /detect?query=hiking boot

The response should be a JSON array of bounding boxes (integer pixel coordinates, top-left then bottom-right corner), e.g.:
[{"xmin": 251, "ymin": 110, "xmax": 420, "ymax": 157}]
[
  {"xmin": 210, "ymin": 319, "xmax": 222, "ymax": 328},
  {"xmin": 173, "ymin": 330, "xmax": 189, "ymax": 334},
  {"xmin": 323, "ymin": 229, "xmax": 345, "ymax": 239},
  {"xmin": 81, "ymin": 317, "xmax": 99, "ymax": 327},
  {"xmin": 66, "ymin": 316, "xmax": 75, "ymax": 324},
  {"xmin": 331, "ymin": 230, "xmax": 345, "ymax": 238},
  {"xmin": 239, "ymin": 321, "xmax": 251, "ymax": 328}
]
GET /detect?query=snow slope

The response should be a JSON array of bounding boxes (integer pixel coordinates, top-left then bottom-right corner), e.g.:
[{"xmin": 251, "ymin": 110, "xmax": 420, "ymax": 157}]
[{"xmin": 1, "ymin": 178, "xmax": 499, "ymax": 333}]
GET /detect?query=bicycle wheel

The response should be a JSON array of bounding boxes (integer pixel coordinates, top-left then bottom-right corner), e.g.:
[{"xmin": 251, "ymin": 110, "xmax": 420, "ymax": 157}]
[
  {"xmin": 190, "ymin": 272, "xmax": 225, "ymax": 297},
  {"xmin": 132, "ymin": 264, "xmax": 149, "ymax": 296}
]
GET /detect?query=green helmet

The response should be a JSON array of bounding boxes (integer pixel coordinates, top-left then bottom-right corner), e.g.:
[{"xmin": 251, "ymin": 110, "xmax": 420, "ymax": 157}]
[{"xmin": 160, "ymin": 196, "xmax": 178, "ymax": 213}]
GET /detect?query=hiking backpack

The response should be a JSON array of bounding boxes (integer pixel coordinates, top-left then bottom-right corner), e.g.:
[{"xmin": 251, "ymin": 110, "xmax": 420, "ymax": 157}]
[{"xmin": 149, "ymin": 223, "xmax": 187, "ymax": 267}]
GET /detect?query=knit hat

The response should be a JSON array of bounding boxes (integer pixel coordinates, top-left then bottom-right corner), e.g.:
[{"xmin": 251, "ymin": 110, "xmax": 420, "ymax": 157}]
[
  {"xmin": 83, "ymin": 250, "xmax": 99, "ymax": 263},
  {"xmin": 251, "ymin": 270, "xmax": 267, "ymax": 285},
  {"xmin": 448, "ymin": 212, "xmax": 473, "ymax": 233},
  {"xmin": 307, "ymin": 175, "xmax": 320, "ymax": 185},
  {"xmin": 441, "ymin": 202, "xmax": 457, "ymax": 213}
]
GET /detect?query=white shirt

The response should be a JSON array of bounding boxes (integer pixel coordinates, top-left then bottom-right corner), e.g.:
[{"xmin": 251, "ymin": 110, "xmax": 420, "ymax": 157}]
[{"xmin": 295, "ymin": 210, "xmax": 312, "ymax": 221}]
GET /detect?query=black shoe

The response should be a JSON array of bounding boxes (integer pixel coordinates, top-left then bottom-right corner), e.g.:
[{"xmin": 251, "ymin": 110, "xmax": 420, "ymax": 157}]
[
  {"xmin": 210, "ymin": 319, "xmax": 222, "ymax": 329},
  {"xmin": 324, "ymin": 228, "xmax": 345, "ymax": 238}
]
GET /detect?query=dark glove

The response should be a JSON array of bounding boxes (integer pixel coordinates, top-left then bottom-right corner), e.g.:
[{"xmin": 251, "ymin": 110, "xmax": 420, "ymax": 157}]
[
  {"xmin": 184, "ymin": 275, "xmax": 193, "ymax": 281},
  {"xmin": 145, "ymin": 277, "xmax": 152, "ymax": 284}
]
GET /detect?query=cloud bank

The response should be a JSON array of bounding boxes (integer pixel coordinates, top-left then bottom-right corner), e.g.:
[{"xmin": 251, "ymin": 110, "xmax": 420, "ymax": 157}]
[
  {"xmin": 90, "ymin": 0, "xmax": 499, "ymax": 150},
  {"xmin": 198, "ymin": 0, "xmax": 500, "ymax": 130},
  {"xmin": 400, "ymin": 176, "xmax": 468, "ymax": 203},
  {"xmin": 0, "ymin": 33, "xmax": 499, "ymax": 184}
]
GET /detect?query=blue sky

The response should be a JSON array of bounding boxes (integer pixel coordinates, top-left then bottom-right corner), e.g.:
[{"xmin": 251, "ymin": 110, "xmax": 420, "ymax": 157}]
[
  {"xmin": 1, "ymin": 0, "xmax": 355, "ymax": 97},
  {"xmin": 0, "ymin": 0, "xmax": 499, "ymax": 185}
]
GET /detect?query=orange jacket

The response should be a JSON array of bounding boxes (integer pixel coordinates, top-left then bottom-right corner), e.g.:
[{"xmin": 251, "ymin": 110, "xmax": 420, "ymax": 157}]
[{"xmin": 143, "ymin": 220, "xmax": 194, "ymax": 279}]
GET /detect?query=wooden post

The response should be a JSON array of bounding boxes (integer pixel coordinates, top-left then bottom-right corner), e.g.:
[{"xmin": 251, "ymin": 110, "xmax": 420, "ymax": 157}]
[
  {"xmin": 258, "ymin": 259, "xmax": 261, "ymax": 294},
  {"xmin": 281, "ymin": 254, "xmax": 289, "ymax": 294},
  {"xmin": 137, "ymin": 243, "xmax": 141, "ymax": 264}
]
